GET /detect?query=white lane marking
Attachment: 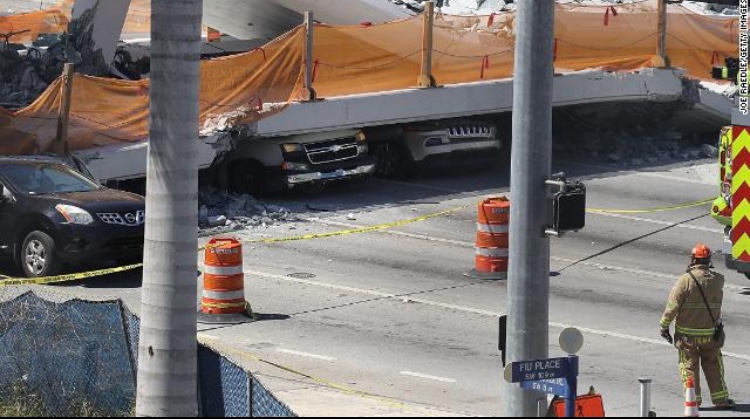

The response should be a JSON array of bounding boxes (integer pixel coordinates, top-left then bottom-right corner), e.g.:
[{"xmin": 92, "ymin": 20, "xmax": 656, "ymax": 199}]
[
  {"xmin": 277, "ymin": 349, "xmax": 337, "ymax": 362},
  {"xmin": 550, "ymin": 256, "xmax": 675, "ymax": 279},
  {"xmin": 199, "ymin": 333, "xmax": 221, "ymax": 341},
  {"xmin": 248, "ymin": 269, "xmax": 750, "ymax": 361},
  {"xmin": 286, "ymin": 220, "xmax": 747, "ymax": 292},
  {"xmin": 400, "ymin": 371, "xmax": 457, "ymax": 383},
  {"xmin": 635, "ymin": 171, "xmax": 715, "ymax": 186},
  {"xmin": 315, "ymin": 218, "xmax": 474, "ymax": 247},
  {"xmin": 588, "ymin": 212, "xmax": 722, "ymax": 234},
  {"xmin": 549, "ymin": 257, "xmax": 747, "ymax": 292}
]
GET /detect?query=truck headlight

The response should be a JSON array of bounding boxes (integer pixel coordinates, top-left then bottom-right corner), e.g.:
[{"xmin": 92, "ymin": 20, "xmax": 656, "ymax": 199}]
[
  {"xmin": 56, "ymin": 204, "xmax": 94, "ymax": 225},
  {"xmin": 282, "ymin": 143, "xmax": 303, "ymax": 153},
  {"xmin": 357, "ymin": 144, "xmax": 368, "ymax": 154},
  {"xmin": 282, "ymin": 161, "xmax": 310, "ymax": 171}
]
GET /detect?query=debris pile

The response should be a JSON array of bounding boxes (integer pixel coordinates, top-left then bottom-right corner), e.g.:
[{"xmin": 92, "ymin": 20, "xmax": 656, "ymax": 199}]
[
  {"xmin": 198, "ymin": 188, "xmax": 293, "ymax": 235},
  {"xmin": 554, "ymin": 127, "xmax": 718, "ymax": 167}
]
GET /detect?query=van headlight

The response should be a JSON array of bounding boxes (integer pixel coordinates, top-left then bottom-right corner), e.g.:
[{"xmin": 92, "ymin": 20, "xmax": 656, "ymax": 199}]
[
  {"xmin": 56, "ymin": 204, "xmax": 94, "ymax": 225},
  {"xmin": 281, "ymin": 143, "xmax": 303, "ymax": 153}
]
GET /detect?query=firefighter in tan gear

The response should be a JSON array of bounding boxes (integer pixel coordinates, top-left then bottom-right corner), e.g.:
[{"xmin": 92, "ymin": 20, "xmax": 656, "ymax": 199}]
[{"xmin": 660, "ymin": 244, "xmax": 736, "ymax": 410}]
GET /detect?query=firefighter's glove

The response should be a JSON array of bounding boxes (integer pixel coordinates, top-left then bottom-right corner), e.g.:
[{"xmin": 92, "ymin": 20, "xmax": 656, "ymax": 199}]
[{"xmin": 660, "ymin": 328, "xmax": 673, "ymax": 345}]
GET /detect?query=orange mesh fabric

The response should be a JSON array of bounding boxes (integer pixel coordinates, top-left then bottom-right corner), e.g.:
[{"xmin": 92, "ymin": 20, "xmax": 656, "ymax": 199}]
[
  {"xmin": 0, "ymin": 1, "xmax": 71, "ymax": 45},
  {"xmin": 0, "ymin": 27, "xmax": 304, "ymax": 155},
  {"xmin": 0, "ymin": 0, "xmax": 739, "ymax": 155}
]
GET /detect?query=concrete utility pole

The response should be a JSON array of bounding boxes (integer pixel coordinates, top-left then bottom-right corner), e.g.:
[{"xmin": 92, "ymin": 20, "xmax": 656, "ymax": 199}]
[
  {"xmin": 506, "ymin": 0, "xmax": 555, "ymax": 417},
  {"xmin": 135, "ymin": 0, "xmax": 203, "ymax": 416}
]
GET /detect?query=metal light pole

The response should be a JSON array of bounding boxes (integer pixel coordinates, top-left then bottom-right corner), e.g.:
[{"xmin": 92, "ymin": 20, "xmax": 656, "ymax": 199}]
[{"xmin": 506, "ymin": 0, "xmax": 555, "ymax": 416}]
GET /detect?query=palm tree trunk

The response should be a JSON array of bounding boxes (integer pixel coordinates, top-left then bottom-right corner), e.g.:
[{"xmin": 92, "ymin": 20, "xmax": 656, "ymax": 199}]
[{"xmin": 136, "ymin": 0, "xmax": 203, "ymax": 416}]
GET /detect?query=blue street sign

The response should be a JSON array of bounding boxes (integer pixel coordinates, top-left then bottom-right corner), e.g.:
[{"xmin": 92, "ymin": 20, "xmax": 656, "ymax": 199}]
[
  {"xmin": 510, "ymin": 356, "xmax": 570, "ymax": 383},
  {"xmin": 520, "ymin": 378, "xmax": 569, "ymax": 397}
]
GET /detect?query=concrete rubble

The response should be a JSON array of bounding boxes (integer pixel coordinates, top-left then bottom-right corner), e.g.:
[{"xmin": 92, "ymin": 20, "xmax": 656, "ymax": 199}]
[
  {"xmin": 553, "ymin": 125, "xmax": 719, "ymax": 167},
  {"xmin": 198, "ymin": 187, "xmax": 293, "ymax": 235}
]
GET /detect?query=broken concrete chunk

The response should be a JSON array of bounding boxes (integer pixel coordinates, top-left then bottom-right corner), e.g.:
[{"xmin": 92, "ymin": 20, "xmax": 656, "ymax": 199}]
[
  {"xmin": 207, "ymin": 215, "xmax": 228, "ymax": 227},
  {"xmin": 701, "ymin": 144, "xmax": 718, "ymax": 158}
]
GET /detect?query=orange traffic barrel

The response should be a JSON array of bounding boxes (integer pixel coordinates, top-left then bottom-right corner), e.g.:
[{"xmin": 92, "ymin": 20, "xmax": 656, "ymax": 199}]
[
  {"xmin": 465, "ymin": 197, "xmax": 509, "ymax": 280},
  {"xmin": 198, "ymin": 237, "xmax": 252, "ymax": 324}
]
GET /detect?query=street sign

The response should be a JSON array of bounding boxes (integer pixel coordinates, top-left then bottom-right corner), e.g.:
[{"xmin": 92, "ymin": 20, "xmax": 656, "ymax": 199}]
[
  {"xmin": 520, "ymin": 378, "xmax": 569, "ymax": 397},
  {"xmin": 510, "ymin": 357, "xmax": 570, "ymax": 383},
  {"xmin": 504, "ymin": 356, "xmax": 580, "ymax": 417}
]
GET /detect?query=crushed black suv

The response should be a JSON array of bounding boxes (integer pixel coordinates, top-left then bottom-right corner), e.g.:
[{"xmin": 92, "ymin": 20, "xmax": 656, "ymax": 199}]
[{"xmin": 0, "ymin": 157, "xmax": 145, "ymax": 278}]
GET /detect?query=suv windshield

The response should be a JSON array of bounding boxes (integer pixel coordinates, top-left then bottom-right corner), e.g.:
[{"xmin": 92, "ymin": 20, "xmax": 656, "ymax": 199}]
[{"xmin": 0, "ymin": 163, "xmax": 100, "ymax": 195}]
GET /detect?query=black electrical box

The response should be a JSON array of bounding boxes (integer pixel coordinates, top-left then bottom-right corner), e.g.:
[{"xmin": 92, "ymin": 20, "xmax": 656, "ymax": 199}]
[
  {"xmin": 726, "ymin": 57, "xmax": 740, "ymax": 81},
  {"xmin": 712, "ymin": 66, "xmax": 726, "ymax": 80},
  {"xmin": 547, "ymin": 180, "xmax": 586, "ymax": 233}
]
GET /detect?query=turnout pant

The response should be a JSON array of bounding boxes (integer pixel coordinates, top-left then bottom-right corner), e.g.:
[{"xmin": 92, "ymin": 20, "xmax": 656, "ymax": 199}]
[{"xmin": 675, "ymin": 333, "xmax": 730, "ymax": 405}]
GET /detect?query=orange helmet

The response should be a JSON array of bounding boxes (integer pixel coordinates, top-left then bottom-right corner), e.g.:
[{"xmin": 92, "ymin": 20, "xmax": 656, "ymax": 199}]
[{"xmin": 691, "ymin": 243, "xmax": 712, "ymax": 259}]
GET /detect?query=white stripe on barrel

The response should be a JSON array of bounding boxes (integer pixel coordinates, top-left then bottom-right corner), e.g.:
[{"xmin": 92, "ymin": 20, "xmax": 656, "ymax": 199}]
[
  {"xmin": 202, "ymin": 290, "xmax": 246, "ymax": 300},
  {"xmin": 203, "ymin": 265, "xmax": 244, "ymax": 276},
  {"xmin": 476, "ymin": 223, "xmax": 509, "ymax": 234},
  {"xmin": 476, "ymin": 247, "xmax": 509, "ymax": 258}
]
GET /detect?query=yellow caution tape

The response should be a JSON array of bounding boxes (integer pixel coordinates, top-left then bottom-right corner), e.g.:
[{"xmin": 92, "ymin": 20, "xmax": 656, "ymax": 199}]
[
  {"xmin": 0, "ymin": 263, "xmax": 143, "ymax": 287},
  {"xmin": 242, "ymin": 206, "xmax": 466, "ymax": 245},
  {"xmin": 1, "ymin": 198, "xmax": 715, "ymax": 285},
  {"xmin": 586, "ymin": 198, "xmax": 713, "ymax": 214}
]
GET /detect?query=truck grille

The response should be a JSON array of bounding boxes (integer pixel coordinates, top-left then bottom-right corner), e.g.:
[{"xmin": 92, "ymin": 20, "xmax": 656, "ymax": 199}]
[
  {"xmin": 304, "ymin": 138, "xmax": 359, "ymax": 164},
  {"xmin": 448, "ymin": 125, "xmax": 492, "ymax": 138}
]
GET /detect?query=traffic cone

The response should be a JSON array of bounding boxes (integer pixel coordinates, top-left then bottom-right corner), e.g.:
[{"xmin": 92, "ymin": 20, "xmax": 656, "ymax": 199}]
[
  {"xmin": 198, "ymin": 237, "xmax": 254, "ymax": 325},
  {"xmin": 464, "ymin": 197, "xmax": 509, "ymax": 280},
  {"xmin": 684, "ymin": 378, "xmax": 699, "ymax": 417}
]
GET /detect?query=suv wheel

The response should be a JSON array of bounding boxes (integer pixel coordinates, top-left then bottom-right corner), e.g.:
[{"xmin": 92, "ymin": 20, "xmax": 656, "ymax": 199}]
[{"xmin": 20, "ymin": 231, "xmax": 60, "ymax": 278}]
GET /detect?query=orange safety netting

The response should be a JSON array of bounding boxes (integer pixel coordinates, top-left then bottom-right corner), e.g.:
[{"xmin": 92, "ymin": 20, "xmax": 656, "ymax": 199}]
[
  {"xmin": 0, "ymin": 0, "xmax": 739, "ymax": 156},
  {"xmin": 0, "ymin": 1, "xmax": 71, "ymax": 44}
]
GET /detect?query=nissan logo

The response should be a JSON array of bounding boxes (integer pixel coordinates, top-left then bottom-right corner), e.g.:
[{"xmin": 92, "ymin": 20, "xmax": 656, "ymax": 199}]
[{"xmin": 124, "ymin": 210, "xmax": 145, "ymax": 226}]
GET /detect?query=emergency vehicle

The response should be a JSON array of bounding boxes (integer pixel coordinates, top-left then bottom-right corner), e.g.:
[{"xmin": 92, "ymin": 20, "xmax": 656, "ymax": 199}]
[{"xmin": 711, "ymin": 124, "xmax": 750, "ymax": 280}]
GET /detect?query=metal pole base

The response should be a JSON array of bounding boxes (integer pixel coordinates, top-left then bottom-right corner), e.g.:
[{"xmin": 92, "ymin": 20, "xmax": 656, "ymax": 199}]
[{"xmin": 464, "ymin": 269, "xmax": 508, "ymax": 281}]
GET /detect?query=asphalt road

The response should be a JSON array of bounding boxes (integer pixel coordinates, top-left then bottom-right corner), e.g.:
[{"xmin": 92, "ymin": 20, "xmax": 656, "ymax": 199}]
[{"xmin": 16, "ymin": 156, "xmax": 750, "ymax": 417}]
